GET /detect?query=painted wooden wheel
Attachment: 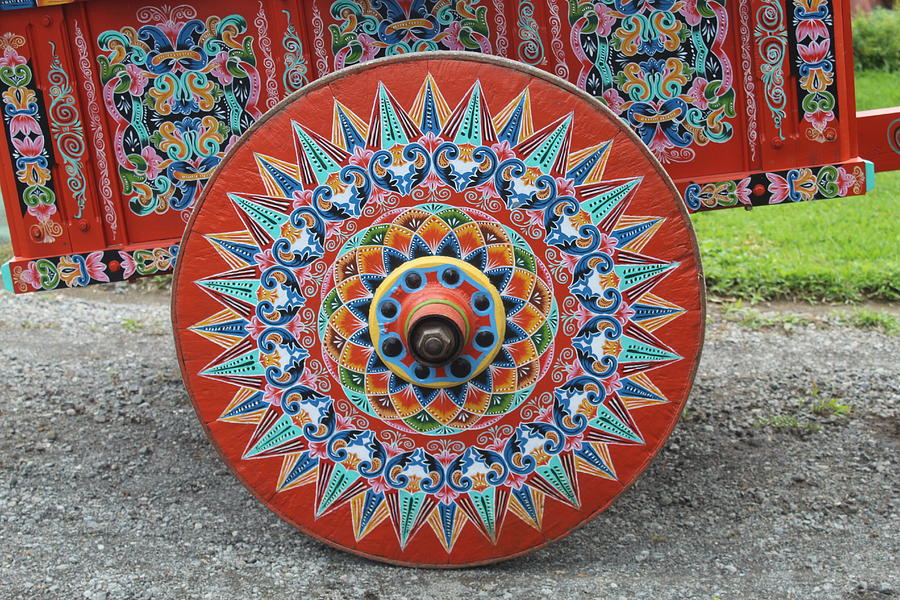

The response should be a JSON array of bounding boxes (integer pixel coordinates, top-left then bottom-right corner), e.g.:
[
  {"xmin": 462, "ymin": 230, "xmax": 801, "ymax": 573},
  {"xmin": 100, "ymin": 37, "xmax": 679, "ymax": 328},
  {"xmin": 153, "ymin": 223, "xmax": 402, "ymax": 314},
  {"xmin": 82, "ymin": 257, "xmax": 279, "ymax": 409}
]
[{"xmin": 172, "ymin": 53, "xmax": 704, "ymax": 567}]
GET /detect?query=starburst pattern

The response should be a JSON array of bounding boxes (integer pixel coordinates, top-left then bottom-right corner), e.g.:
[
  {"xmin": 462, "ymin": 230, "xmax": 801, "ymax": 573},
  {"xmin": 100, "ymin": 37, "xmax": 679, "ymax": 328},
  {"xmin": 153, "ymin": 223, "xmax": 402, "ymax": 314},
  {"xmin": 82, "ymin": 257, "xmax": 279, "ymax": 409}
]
[{"xmin": 176, "ymin": 59, "xmax": 701, "ymax": 564}]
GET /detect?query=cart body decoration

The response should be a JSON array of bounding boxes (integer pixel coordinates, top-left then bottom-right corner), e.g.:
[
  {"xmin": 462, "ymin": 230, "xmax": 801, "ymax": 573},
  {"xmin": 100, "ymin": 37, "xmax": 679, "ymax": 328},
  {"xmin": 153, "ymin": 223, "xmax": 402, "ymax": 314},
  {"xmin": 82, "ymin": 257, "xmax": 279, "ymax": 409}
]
[{"xmin": 0, "ymin": 0, "xmax": 892, "ymax": 294}]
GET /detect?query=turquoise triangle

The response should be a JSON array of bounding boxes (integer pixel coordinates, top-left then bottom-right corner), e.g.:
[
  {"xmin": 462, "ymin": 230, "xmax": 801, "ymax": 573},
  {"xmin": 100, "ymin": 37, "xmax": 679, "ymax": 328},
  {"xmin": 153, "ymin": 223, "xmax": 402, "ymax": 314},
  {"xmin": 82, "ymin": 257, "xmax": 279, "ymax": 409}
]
[
  {"xmin": 293, "ymin": 122, "xmax": 342, "ymax": 185},
  {"xmin": 244, "ymin": 414, "xmax": 304, "ymax": 458},
  {"xmin": 582, "ymin": 177, "xmax": 641, "ymax": 224},
  {"xmin": 619, "ymin": 337, "xmax": 681, "ymax": 363},
  {"xmin": 196, "ymin": 279, "xmax": 259, "ymax": 304},
  {"xmin": 317, "ymin": 463, "xmax": 360, "ymax": 516},
  {"xmin": 229, "ymin": 193, "xmax": 289, "ymax": 241},
  {"xmin": 524, "ymin": 114, "xmax": 572, "ymax": 172},
  {"xmin": 614, "ymin": 262, "xmax": 676, "ymax": 291},
  {"xmin": 591, "ymin": 403, "xmax": 643, "ymax": 443},
  {"xmin": 201, "ymin": 349, "xmax": 264, "ymax": 378},
  {"xmin": 536, "ymin": 455, "xmax": 578, "ymax": 506},
  {"xmin": 377, "ymin": 84, "xmax": 410, "ymax": 149}
]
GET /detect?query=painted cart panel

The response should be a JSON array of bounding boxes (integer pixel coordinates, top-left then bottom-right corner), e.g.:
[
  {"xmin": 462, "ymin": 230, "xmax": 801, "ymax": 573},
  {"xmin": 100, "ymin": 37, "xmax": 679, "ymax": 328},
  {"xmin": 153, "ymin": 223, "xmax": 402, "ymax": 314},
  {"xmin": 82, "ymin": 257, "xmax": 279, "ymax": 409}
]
[{"xmin": 0, "ymin": 0, "xmax": 885, "ymax": 294}]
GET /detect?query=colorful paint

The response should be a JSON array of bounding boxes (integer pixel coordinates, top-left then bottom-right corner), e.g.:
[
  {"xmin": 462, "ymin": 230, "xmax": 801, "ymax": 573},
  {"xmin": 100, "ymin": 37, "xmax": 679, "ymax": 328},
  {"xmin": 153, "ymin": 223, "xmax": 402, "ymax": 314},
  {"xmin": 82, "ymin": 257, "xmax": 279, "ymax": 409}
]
[
  {"xmin": 517, "ymin": 0, "xmax": 544, "ymax": 66},
  {"xmin": 4, "ymin": 242, "xmax": 179, "ymax": 293},
  {"xmin": 326, "ymin": 0, "xmax": 493, "ymax": 71},
  {"xmin": 95, "ymin": 5, "xmax": 263, "ymax": 216},
  {"xmin": 755, "ymin": 0, "xmax": 788, "ymax": 139},
  {"xmin": 281, "ymin": 9, "xmax": 309, "ymax": 93},
  {"xmin": 0, "ymin": 33, "xmax": 62, "ymax": 244},
  {"xmin": 684, "ymin": 161, "xmax": 868, "ymax": 211},
  {"xmin": 791, "ymin": 0, "xmax": 837, "ymax": 143},
  {"xmin": 47, "ymin": 41, "xmax": 88, "ymax": 220},
  {"xmin": 174, "ymin": 57, "xmax": 703, "ymax": 565},
  {"xmin": 74, "ymin": 20, "xmax": 118, "ymax": 237},
  {"xmin": 566, "ymin": 0, "xmax": 736, "ymax": 164}
]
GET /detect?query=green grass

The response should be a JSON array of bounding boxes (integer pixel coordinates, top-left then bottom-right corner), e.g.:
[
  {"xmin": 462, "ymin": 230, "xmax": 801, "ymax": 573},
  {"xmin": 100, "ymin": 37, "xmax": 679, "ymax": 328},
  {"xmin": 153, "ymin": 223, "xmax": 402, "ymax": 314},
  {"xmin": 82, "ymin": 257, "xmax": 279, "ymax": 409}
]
[
  {"xmin": 854, "ymin": 70, "xmax": 900, "ymax": 110},
  {"xmin": 693, "ymin": 174, "xmax": 899, "ymax": 302},
  {"xmin": 693, "ymin": 67, "xmax": 899, "ymax": 303}
]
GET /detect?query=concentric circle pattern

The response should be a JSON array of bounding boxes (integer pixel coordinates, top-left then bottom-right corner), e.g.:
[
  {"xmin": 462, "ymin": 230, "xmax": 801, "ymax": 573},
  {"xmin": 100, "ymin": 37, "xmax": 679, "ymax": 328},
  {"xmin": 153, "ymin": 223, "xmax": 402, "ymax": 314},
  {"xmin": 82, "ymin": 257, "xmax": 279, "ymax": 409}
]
[
  {"xmin": 173, "ymin": 55, "xmax": 704, "ymax": 566},
  {"xmin": 322, "ymin": 205, "xmax": 557, "ymax": 434}
]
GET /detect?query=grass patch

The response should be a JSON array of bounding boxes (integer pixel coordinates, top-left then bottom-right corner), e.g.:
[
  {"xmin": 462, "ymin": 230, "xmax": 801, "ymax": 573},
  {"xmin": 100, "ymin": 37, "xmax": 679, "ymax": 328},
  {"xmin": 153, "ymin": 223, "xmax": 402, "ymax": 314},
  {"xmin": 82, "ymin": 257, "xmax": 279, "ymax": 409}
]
[
  {"xmin": 720, "ymin": 301, "xmax": 814, "ymax": 331},
  {"xmin": 0, "ymin": 243, "xmax": 11, "ymax": 264},
  {"xmin": 838, "ymin": 308, "xmax": 900, "ymax": 335},
  {"xmin": 121, "ymin": 318, "xmax": 145, "ymax": 333},
  {"xmin": 692, "ymin": 171, "xmax": 900, "ymax": 302},
  {"xmin": 854, "ymin": 70, "xmax": 900, "ymax": 111}
]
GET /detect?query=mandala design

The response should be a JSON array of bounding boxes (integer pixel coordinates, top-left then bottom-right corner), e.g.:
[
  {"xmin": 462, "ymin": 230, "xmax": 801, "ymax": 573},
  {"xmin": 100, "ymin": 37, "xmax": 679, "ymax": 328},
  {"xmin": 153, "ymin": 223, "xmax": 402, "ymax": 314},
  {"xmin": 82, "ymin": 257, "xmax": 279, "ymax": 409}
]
[
  {"xmin": 175, "ymin": 56, "xmax": 702, "ymax": 565},
  {"xmin": 320, "ymin": 205, "xmax": 558, "ymax": 435}
]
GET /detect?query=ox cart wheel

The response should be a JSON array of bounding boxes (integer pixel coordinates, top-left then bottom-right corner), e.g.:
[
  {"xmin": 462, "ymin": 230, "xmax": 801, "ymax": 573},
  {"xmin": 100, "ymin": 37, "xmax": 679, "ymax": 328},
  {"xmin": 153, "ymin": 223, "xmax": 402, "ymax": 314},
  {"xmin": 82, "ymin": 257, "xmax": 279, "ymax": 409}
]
[{"xmin": 171, "ymin": 53, "xmax": 704, "ymax": 567}]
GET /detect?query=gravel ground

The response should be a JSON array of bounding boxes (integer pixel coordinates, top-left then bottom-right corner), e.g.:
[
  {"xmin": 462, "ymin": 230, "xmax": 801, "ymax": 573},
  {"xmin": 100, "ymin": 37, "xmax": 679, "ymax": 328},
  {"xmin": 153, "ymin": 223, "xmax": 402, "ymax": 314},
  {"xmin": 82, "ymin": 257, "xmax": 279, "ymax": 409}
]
[{"xmin": 0, "ymin": 287, "xmax": 897, "ymax": 600}]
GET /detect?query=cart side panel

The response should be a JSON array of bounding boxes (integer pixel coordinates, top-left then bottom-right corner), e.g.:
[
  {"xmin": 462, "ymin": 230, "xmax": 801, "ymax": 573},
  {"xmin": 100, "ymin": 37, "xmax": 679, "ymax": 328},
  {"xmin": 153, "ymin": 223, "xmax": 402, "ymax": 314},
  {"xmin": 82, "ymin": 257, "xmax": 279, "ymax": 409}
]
[{"xmin": 0, "ymin": 10, "xmax": 76, "ymax": 263}]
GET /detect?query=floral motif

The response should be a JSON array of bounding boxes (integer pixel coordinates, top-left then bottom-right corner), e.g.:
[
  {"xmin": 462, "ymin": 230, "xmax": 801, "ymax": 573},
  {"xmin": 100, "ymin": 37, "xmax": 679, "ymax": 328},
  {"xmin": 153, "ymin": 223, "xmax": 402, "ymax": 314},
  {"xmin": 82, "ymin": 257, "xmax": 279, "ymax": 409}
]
[
  {"xmin": 567, "ymin": 0, "xmax": 735, "ymax": 163},
  {"xmin": 791, "ymin": 0, "xmax": 837, "ymax": 143},
  {"xmin": 96, "ymin": 5, "xmax": 263, "ymax": 216},
  {"xmin": 328, "ymin": 0, "xmax": 492, "ymax": 71},
  {"xmin": 0, "ymin": 36, "xmax": 62, "ymax": 243}
]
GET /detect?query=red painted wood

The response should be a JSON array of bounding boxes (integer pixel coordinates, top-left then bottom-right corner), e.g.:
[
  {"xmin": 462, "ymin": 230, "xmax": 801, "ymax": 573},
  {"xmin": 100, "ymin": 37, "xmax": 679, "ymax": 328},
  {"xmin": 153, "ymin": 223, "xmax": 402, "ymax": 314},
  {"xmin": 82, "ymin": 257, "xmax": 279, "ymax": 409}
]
[{"xmin": 172, "ymin": 54, "xmax": 705, "ymax": 566}]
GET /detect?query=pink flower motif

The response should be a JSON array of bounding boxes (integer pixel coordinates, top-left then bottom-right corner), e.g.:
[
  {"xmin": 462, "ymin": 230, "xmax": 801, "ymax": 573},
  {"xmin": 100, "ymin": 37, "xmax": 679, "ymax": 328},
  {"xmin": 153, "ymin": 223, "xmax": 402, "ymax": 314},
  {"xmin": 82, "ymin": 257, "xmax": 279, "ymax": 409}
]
[
  {"xmin": 613, "ymin": 302, "xmax": 635, "ymax": 324},
  {"xmin": 435, "ymin": 485, "xmax": 460, "ymax": 504},
  {"xmin": 422, "ymin": 171, "xmax": 444, "ymax": 192},
  {"xmin": 598, "ymin": 233, "xmax": 618, "ymax": 255},
  {"xmin": 254, "ymin": 248, "xmax": 277, "ymax": 271},
  {"xmin": 125, "ymin": 63, "xmax": 147, "ymax": 96},
  {"xmin": 835, "ymin": 167, "xmax": 856, "ymax": 196},
  {"xmin": 297, "ymin": 364, "xmax": 320, "ymax": 389},
  {"xmin": 358, "ymin": 33, "xmax": 379, "ymax": 62},
  {"xmin": 506, "ymin": 471, "xmax": 528, "ymax": 490},
  {"xmin": 245, "ymin": 316, "xmax": 268, "ymax": 340},
  {"xmin": 798, "ymin": 40, "xmax": 830, "ymax": 64},
  {"xmin": 369, "ymin": 476, "xmax": 391, "ymax": 494},
  {"xmin": 440, "ymin": 22, "xmax": 465, "ymax": 51},
  {"xmin": 564, "ymin": 434, "xmax": 584, "ymax": 452},
  {"xmin": 27, "ymin": 202, "xmax": 57, "ymax": 221},
  {"xmin": 309, "ymin": 440, "xmax": 329, "ymax": 459},
  {"xmin": 602, "ymin": 372, "xmax": 623, "ymax": 395},
  {"xmin": 766, "ymin": 172, "xmax": 790, "ymax": 204},
  {"xmin": 9, "ymin": 114, "xmax": 41, "ymax": 137},
  {"xmin": 555, "ymin": 177, "xmax": 576, "ymax": 197},
  {"xmin": 682, "ymin": 0, "xmax": 702, "ymax": 26},
  {"xmin": 262, "ymin": 384, "xmax": 282, "ymax": 406},
  {"xmin": 797, "ymin": 19, "xmax": 828, "ymax": 41},
  {"xmin": 349, "ymin": 146, "xmax": 375, "ymax": 168},
  {"xmin": 0, "ymin": 48, "xmax": 26, "ymax": 68},
  {"xmin": 601, "ymin": 88, "xmax": 625, "ymax": 114},
  {"xmin": 594, "ymin": 3, "xmax": 618, "ymax": 36},
  {"xmin": 335, "ymin": 413, "xmax": 354, "ymax": 431},
  {"xmin": 474, "ymin": 179, "xmax": 498, "ymax": 200},
  {"xmin": 490, "ymin": 140, "xmax": 515, "ymax": 162},
  {"xmin": 570, "ymin": 301, "xmax": 595, "ymax": 329},
  {"xmin": 432, "ymin": 449, "xmax": 458, "ymax": 466},
  {"xmin": 564, "ymin": 360, "xmax": 586, "ymax": 379},
  {"xmin": 140, "ymin": 146, "xmax": 164, "ymax": 180},
  {"xmin": 805, "ymin": 109, "xmax": 834, "ymax": 132},
  {"xmin": 84, "ymin": 251, "xmax": 109, "ymax": 283},
  {"xmin": 419, "ymin": 132, "xmax": 443, "ymax": 153},
  {"xmin": 537, "ymin": 404, "xmax": 554, "ymax": 423},
  {"xmin": 12, "ymin": 135, "xmax": 44, "ymax": 157},
  {"xmin": 686, "ymin": 77, "xmax": 709, "ymax": 110},
  {"xmin": 291, "ymin": 189, "xmax": 314, "ymax": 211},
  {"xmin": 18, "ymin": 261, "xmax": 41, "ymax": 290},
  {"xmin": 118, "ymin": 251, "xmax": 137, "ymax": 279},
  {"xmin": 208, "ymin": 51, "xmax": 233, "ymax": 85},
  {"xmin": 735, "ymin": 177, "xmax": 752, "ymax": 206}
]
